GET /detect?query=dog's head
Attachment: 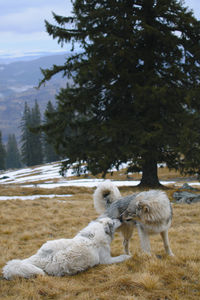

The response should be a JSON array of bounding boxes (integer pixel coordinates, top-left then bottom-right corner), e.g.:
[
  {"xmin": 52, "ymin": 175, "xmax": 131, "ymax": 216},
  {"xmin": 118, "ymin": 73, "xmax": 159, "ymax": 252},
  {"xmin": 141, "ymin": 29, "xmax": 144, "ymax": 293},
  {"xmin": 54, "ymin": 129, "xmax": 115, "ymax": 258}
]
[
  {"xmin": 121, "ymin": 190, "xmax": 172, "ymax": 224},
  {"xmin": 121, "ymin": 200, "xmax": 150, "ymax": 223}
]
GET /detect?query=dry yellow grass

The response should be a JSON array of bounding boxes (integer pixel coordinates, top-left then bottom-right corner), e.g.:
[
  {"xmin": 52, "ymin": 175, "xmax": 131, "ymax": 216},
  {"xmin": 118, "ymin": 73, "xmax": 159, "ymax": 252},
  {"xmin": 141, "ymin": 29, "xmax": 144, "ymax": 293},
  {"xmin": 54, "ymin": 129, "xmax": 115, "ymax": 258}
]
[{"xmin": 0, "ymin": 175, "xmax": 200, "ymax": 299}]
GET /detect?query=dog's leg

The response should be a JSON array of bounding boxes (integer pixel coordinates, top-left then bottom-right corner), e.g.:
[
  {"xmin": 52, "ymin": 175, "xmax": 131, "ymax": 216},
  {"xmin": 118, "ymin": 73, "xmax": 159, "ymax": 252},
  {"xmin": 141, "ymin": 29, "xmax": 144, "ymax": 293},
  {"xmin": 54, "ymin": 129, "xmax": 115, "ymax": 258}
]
[
  {"xmin": 121, "ymin": 224, "xmax": 134, "ymax": 255},
  {"xmin": 137, "ymin": 225, "xmax": 151, "ymax": 254},
  {"xmin": 102, "ymin": 254, "xmax": 131, "ymax": 264},
  {"xmin": 160, "ymin": 230, "xmax": 174, "ymax": 256},
  {"xmin": 123, "ymin": 239, "xmax": 130, "ymax": 255}
]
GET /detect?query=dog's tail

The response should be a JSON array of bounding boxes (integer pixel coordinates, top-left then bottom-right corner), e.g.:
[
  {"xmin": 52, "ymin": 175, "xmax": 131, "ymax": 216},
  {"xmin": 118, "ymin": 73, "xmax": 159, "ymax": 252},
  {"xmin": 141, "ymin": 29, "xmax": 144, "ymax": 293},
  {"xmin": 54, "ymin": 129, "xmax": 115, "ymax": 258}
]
[
  {"xmin": 93, "ymin": 180, "xmax": 121, "ymax": 214},
  {"xmin": 3, "ymin": 259, "xmax": 45, "ymax": 280}
]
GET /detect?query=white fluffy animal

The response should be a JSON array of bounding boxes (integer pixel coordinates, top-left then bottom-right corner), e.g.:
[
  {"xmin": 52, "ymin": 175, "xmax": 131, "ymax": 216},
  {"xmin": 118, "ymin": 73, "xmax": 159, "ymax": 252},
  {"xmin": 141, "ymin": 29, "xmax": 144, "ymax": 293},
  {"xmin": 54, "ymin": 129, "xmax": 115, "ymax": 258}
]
[
  {"xmin": 93, "ymin": 181, "xmax": 174, "ymax": 256},
  {"xmin": 122, "ymin": 190, "xmax": 174, "ymax": 256},
  {"xmin": 3, "ymin": 217, "xmax": 130, "ymax": 280},
  {"xmin": 93, "ymin": 180, "xmax": 137, "ymax": 254}
]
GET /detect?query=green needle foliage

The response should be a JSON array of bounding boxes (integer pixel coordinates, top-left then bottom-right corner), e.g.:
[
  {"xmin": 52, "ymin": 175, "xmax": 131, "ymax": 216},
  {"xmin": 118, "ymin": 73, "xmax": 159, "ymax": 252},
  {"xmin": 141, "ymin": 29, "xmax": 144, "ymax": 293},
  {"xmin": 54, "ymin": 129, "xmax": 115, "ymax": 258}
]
[
  {"xmin": 40, "ymin": 0, "xmax": 200, "ymax": 187},
  {"xmin": 0, "ymin": 131, "xmax": 6, "ymax": 171},
  {"xmin": 43, "ymin": 101, "xmax": 60, "ymax": 163},
  {"xmin": 20, "ymin": 101, "xmax": 43, "ymax": 167},
  {"xmin": 6, "ymin": 134, "xmax": 21, "ymax": 169}
]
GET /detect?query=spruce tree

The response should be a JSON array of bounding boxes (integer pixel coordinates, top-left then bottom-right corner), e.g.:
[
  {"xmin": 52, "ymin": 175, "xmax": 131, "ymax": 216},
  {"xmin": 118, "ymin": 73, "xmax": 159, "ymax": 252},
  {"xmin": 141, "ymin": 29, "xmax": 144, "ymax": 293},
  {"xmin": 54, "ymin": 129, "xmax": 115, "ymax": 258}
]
[
  {"xmin": 43, "ymin": 101, "xmax": 60, "ymax": 163},
  {"xmin": 30, "ymin": 100, "xmax": 44, "ymax": 165},
  {"xmin": 20, "ymin": 101, "xmax": 43, "ymax": 167},
  {"xmin": 40, "ymin": 0, "xmax": 200, "ymax": 186},
  {"xmin": 0, "ymin": 131, "xmax": 6, "ymax": 170},
  {"xmin": 20, "ymin": 102, "xmax": 32, "ymax": 166},
  {"xmin": 6, "ymin": 134, "xmax": 21, "ymax": 169}
]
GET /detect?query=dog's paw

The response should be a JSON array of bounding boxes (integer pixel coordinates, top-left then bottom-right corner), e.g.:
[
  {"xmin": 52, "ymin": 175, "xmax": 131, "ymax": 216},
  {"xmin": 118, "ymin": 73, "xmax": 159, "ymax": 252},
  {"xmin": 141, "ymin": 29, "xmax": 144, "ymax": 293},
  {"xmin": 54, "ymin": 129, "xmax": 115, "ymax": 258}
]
[{"xmin": 122, "ymin": 254, "xmax": 131, "ymax": 260}]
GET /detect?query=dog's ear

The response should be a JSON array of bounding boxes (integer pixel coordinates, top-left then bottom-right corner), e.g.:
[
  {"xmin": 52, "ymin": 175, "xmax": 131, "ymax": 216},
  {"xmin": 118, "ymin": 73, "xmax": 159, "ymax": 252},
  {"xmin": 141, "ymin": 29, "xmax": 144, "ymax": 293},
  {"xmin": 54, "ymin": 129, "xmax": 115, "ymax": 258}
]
[
  {"xmin": 104, "ymin": 221, "xmax": 113, "ymax": 236},
  {"xmin": 142, "ymin": 204, "xmax": 150, "ymax": 213},
  {"xmin": 137, "ymin": 200, "xmax": 150, "ymax": 214}
]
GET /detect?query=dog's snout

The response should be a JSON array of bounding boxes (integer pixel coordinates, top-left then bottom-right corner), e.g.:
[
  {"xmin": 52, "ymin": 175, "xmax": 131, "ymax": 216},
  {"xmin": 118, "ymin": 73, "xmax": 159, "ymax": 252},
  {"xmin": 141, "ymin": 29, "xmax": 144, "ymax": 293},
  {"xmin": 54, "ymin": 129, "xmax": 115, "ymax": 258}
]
[
  {"xmin": 114, "ymin": 219, "xmax": 122, "ymax": 229},
  {"xmin": 119, "ymin": 211, "xmax": 129, "ymax": 222}
]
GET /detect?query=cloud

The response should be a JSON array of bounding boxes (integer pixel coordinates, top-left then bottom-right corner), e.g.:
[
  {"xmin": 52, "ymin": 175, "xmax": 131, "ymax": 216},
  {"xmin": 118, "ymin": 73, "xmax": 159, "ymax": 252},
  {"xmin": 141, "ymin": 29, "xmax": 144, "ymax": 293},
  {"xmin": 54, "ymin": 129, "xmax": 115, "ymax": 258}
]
[
  {"xmin": 0, "ymin": 2, "xmax": 72, "ymax": 34},
  {"xmin": 0, "ymin": 0, "xmax": 72, "ymax": 16},
  {"xmin": 0, "ymin": 1, "xmax": 73, "ymax": 59},
  {"xmin": 0, "ymin": 30, "xmax": 72, "ymax": 59},
  {"xmin": 184, "ymin": 0, "xmax": 200, "ymax": 18}
]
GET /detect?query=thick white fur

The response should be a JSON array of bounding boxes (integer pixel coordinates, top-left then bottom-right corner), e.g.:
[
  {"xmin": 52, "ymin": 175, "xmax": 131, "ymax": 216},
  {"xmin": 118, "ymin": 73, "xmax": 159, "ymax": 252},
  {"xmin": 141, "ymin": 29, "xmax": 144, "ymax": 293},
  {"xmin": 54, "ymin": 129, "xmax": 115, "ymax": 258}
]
[
  {"xmin": 93, "ymin": 181, "xmax": 173, "ymax": 256},
  {"xmin": 122, "ymin": 190, "xmax": 174, "ymax": 256},
  {"xmin": 3, "ymin": 217, "xmax": 130, "ymax": 280},
  {"xmin": 93, "ymin": 180, "xmax": 134, "ymax": 254},
  {"xmin": 93, "ymin": 180, "xmax": 121, "ymax": 214},
  {"xmin": 133, "ymin": 190, "xmax": 171, "ymax": 226}
]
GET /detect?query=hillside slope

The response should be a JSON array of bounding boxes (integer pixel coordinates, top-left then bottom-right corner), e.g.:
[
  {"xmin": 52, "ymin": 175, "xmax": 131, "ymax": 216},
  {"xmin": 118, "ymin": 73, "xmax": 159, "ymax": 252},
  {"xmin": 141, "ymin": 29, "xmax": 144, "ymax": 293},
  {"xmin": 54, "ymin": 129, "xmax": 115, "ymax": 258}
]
[{"xmin": 0, "ymin": 54, "xmax": 71, "ymax": 142}]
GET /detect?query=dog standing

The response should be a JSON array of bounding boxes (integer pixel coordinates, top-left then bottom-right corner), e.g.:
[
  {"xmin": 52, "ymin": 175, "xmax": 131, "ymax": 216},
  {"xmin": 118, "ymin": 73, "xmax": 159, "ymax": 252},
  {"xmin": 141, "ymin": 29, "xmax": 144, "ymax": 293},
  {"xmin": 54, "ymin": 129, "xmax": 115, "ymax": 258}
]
[
  {"xmin": 122, "ymin": 190, "xmax": 174, "ymax": 256},
  {"xmin": 93, "ymin": 181, "xmax": 174, "ymax": 256},
  {"xmin": 93, "ymin": 180, "xmax": 137, "ymax": 254},
  {"xmin": 3, "ymin": 217, "xmax": 130, "ymax": 279}
]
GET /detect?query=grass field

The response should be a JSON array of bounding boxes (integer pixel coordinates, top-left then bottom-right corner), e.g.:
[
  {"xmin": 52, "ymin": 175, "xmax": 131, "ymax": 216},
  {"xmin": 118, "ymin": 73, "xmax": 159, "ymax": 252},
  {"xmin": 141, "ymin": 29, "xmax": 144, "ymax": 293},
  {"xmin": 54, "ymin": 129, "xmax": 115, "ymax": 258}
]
[{"xmin": 0, "ymin": 168, "xmax": 200, "ymax": 300}]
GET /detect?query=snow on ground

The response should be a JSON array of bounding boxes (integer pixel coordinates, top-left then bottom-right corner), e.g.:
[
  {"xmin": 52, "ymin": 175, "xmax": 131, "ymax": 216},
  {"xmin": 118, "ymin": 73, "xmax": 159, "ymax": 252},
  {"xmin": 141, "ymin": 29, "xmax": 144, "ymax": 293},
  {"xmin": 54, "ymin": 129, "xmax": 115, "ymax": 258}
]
[
  {"xmin": 0, "ymin": 162, "xmax": 64, "ymax": 184},
  {"xmin": 24, "ymin": 179, "xmax": 178, "ymax": 189},
  {"xmin": 0, "ymin": 161, "xmax": 200, "ymax": 201},
  {"xmin": 0, "ymin": 194, "xmax": 72, "ymax": 201},
  {"xmin": 0, "ymin": 162, "xmax": 177, "ymax": 188}
]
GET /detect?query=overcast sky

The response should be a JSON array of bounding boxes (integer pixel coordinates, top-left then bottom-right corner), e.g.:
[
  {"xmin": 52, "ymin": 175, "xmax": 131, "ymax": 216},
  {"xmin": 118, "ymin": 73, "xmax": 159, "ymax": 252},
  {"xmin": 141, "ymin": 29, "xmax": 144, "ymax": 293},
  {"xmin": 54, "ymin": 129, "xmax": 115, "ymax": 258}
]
[
  {"xmin": 0, "ymin": 0, "xmax": 200, "ymax": 61},
  {"xmin": 0, "ymin": 0, "xmax": 73, "ymax": 60}
]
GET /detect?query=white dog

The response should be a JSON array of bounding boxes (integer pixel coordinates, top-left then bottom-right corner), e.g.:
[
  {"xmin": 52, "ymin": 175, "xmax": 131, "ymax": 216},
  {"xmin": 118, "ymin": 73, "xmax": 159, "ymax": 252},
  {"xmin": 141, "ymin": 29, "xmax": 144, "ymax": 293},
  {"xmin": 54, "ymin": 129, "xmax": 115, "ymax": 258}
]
[
  {"xmin": 93, "ymin": 180, "xmax": 137, "ymax": 254},
  {"xmin": 122, "ymin": 190, "xmax": 174, "ymax": 256},
  {"xmin": 3, "ymin": 217, "xmax": 130, "ymax": 279},
  {"xmin": 93, "ymin": 181, "xmax": 174, "ymax": 256}
]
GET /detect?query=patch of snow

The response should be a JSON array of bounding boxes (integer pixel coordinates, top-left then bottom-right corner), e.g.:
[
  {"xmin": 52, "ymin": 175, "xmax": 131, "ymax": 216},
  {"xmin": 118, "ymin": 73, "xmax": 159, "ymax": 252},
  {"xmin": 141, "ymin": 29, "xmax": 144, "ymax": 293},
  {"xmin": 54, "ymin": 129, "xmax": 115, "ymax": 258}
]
[
  {"xmin": 0, "ymin": 162, "xmax": 63, "ymax": 184},
  {"xmin": 0, "ymin": 194, "xmax": 72, "ymax": 201},
  {"xmin": 1, "ymin": 161, "xmax": 200, "ymax": 190},
  {"xmin": 22, "ymin": 179, "xmax": 177, "ymax": 189}
]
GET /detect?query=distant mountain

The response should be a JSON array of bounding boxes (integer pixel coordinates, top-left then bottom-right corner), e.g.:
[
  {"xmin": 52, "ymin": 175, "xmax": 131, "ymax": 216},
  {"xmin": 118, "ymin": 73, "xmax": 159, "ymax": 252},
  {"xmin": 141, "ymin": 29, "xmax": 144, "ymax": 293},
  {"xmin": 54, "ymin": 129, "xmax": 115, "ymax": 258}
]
[
  {"xmin": 0, "ymin": 53, "xmax": 69, "ymax": 85},
  {"xmin": 0, "ymin": 52, "xmax": 67, "ymax": 65},
  {"xmin": 0, "ymin": 54, "xmax": 72, "ymax": 143}
]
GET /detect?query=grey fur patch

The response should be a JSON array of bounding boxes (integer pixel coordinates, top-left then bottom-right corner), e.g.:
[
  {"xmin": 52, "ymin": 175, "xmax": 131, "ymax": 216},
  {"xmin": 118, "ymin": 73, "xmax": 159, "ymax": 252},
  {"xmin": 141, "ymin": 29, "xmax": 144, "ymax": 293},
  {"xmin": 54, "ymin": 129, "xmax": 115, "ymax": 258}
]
[
  {"xmin": 80, "ymin": 232, "xmax": 95, "ymax": 239},
  {"xmin": 104, "ymin": 222, "xmax": 115, "ymax": 238},
  {"xmin": 103, "ymin": 194, "xmax": 138, "ymax": 219},
  {"xmin": 41, "ymin": 249, "xmax": 53, "ymax": 257}
]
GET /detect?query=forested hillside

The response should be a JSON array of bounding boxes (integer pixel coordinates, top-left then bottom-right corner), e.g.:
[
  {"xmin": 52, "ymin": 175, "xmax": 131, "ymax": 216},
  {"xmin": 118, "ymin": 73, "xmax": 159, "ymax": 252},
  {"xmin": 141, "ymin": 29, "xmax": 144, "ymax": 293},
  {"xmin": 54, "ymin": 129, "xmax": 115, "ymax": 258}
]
[{"xmin": 0, "ymin": 54, "xmax": 71, "ymax": 142}]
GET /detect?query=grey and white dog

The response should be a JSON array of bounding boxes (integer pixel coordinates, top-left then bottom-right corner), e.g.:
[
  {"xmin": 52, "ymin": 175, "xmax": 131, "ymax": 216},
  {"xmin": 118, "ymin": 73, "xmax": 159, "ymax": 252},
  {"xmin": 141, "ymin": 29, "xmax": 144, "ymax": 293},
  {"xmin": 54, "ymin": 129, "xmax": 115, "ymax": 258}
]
[
  {"xmin": 94, "ymin": 180, "xmax": 137, "ymax": 254},
  {"xmin": 93, "ymin": 181, "xmax": 174, "ymax": 256}
]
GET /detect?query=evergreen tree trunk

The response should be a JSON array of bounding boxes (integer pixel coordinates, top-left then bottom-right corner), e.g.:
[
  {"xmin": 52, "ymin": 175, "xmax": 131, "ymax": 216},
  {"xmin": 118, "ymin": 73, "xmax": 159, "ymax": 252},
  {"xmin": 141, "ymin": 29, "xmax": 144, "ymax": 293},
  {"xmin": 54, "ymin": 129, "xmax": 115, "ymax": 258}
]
[{"xmin": 139, "ymin": 158, "xmax": 161, "ymax": 188}]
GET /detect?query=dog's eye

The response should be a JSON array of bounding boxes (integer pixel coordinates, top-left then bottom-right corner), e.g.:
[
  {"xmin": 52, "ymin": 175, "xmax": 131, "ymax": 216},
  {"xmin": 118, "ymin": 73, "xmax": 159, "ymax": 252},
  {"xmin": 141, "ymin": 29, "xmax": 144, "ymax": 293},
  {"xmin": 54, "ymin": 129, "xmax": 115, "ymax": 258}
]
[{"xmin": 125, "ymin": 218, "xmax": 132, "ymax": 222}]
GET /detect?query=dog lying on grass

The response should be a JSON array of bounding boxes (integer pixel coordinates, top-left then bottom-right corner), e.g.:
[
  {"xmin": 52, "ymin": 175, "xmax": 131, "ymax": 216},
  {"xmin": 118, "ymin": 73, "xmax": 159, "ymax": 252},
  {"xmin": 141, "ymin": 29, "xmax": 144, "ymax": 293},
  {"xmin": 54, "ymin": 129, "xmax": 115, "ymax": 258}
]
[
  {"xmin": 93, "ymin": 181, "xmax": 174, "ymax": 256},
  {"xmin": 3, "ymin": 217, "xmax": 130, "ymax": 279}
]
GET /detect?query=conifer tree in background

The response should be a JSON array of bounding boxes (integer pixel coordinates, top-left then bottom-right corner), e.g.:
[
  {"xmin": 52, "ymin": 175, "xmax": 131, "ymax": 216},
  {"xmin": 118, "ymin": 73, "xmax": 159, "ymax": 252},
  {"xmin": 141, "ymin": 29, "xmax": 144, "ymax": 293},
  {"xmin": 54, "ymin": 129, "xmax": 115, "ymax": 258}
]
[
  {"xmin": 0, "ymin": 131, "xmax": 6, "ymax": 170},
  {"xmin": 43, "ymin": 101, "xmax": 60, "ymax": 163},
  {"xmin": 20, "ymin": 102, "xmax": 32, "ymax": 166},
  {"xmin": 40, "ymin": 0, "xmax": 200, "ymax": 186},
  {"xmin": 6, "ymin": 134, "xmax": 21, "ymax": 169},
  {"xmin": 20, "ymin": 101, "xmax": 43, "ymax": 167},
  {"xmin": 30, "ymin": 100, "xmax": 44, "ymax": 165}
]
